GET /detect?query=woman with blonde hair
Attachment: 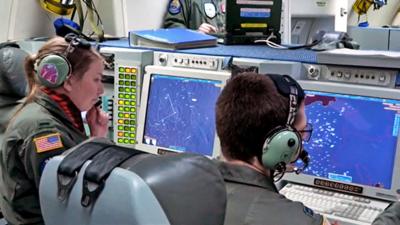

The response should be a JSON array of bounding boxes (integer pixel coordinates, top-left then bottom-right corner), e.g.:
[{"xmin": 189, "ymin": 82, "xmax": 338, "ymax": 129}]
[{"xmin": 0, "ymin": 34, "xmax": 108, "ymax": 225}]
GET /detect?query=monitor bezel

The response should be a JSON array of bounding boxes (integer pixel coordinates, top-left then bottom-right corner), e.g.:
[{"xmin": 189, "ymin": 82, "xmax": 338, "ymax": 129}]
[
  {"xmin": 136, "ymin": 65, "xmax": 231, "ymax": 158},
  {"xmin": 283, "ymin": 80, "xmax": 400, "ymax": 202}
]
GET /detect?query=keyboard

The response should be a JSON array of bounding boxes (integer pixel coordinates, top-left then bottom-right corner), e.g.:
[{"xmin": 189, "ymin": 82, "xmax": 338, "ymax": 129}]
[{"xmin": 279, "ymin": 183, "xmax": 390, "ymax": 225}]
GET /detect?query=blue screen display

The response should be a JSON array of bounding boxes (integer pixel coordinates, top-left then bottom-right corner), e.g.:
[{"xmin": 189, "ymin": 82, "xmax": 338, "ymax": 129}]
[
  {"xmin": 143, "ymin": 74, "xmax": 222, "ymax": 156},
  {"xmin": 301, "ymin": 91, "xmax": 400, "ymax": 189}
]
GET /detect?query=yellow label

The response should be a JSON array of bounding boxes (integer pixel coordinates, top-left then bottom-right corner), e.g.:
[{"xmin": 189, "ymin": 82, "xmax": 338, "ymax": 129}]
[{"xmin": 240, "ymin": 23, "xmax": 268, "ymax": 28}]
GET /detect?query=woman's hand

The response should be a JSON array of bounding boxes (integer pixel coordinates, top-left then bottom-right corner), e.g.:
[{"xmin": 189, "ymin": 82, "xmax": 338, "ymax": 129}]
[{"xmin": 86, "ymin": 105, "xmax": 109, "ymax": 138}]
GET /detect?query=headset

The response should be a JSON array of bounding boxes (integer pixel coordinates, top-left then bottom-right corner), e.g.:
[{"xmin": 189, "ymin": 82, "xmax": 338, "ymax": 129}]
[
  {"xmin": 261, "ymin": 74, "xmax": 309, "ymax": 174},
  {"xmin": 35, "ymin": 33, "xmax": 91, "ymax": 88}
]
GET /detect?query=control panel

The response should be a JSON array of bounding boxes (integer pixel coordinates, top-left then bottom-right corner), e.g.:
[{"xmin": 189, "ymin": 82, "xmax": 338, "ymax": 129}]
[
  {"xmin": 115, "ymin": 65, "xmax": 140, "ymax": 145},
  {"xmin": 100, "ymin": 93, "xmax": 114, "ymax": 127},
  {"xmin": 303, "ymin": 64, "xmax": 399, "ymax": 88},
  {"xmin": 154, "ymin": 52, "xmax": 227, "ymax": 71},
  {"xmin": 100, "ymin": 47, "xmax": 153, "ymax": 147}
]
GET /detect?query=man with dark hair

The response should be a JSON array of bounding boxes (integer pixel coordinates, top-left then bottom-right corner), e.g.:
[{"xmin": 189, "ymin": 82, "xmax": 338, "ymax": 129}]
[
  {"xmin": 215, "ymin": 72, "xmax": 400, "ymax": 225},
  {"xmin": 215, "ymin": 72, "xmax": 324, "ymax": 225}
]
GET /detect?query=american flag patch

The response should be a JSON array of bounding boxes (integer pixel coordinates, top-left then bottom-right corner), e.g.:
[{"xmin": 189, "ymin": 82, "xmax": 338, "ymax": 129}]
[{"xmin": 34, "ymin": 133, "xmax": 63, "ymax": 153}]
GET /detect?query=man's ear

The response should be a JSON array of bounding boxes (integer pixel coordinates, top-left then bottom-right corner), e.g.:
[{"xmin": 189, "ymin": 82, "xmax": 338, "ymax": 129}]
[{"xmin": 62, "ymin": 74, "xmax": 75, "ymax": 92}]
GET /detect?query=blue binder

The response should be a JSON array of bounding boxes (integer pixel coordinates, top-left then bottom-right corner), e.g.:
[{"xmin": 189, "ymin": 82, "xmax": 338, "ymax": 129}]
[{"xmin": 129, "ymin": 28, "xmax": 217, "ymax": 50}]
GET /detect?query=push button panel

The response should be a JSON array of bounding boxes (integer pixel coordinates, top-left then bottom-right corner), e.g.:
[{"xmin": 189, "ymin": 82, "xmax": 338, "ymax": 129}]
[{"xmin": 115, "ymin": 66, "xmax": 139, "ymax": 145}]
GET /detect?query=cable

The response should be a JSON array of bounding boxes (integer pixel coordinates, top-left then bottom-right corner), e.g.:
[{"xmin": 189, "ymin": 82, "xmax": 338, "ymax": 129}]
[
  {"xmin": 254, "ymin": 34, "xmax": 285, "ymax": 48},
  {"xmin": 254, "ymin": 33, "xmax": 288, "ymax": 49},
  {"xmin": 81, "ymin": 0, "xmax": 104, "ymax": 41},
  {"xmin": 254, "ymin": 33, "xmax": 321, "ymax": 50}
]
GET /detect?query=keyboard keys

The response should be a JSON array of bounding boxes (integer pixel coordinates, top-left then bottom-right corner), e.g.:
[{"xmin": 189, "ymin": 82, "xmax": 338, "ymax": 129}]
[{"xmin": 279, "ymin": 184, "xmax": 389, "ymax": 224}]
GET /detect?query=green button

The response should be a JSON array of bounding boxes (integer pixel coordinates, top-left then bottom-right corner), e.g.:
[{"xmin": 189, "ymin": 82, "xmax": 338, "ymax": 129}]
[
  {"xmin": 130, "ymin": 101, "xmax": 136, "ymax": 106},
  {"xmin": 119, "ymin": 74, "xmax": 124, "ymax": 79},
  {"xmin": 118, "ymin": 138, "xmax": 123, "ymax": 143},
  {"xmin": 118, "ymin": 93, "xmax": 124, "ymax": 98},
  {"xmin": 125, "ymin": 94, "xmax": 130, "ymax": 99},
  {"xmin": 131, "ymin": 88, "xmax": 136, "ymax": 93},
  {"xmin": 125, "ymin": 81, "xmax": 130, "ymax": 86},
  {"xmin": 130, "ymin": 127, "xmax": 136, "ymax": 132},
  {"xmin": 119, "ymin": 80, "xmax": 124, "ymax": 85},
  {"xmin": 124, "ymin": 120, "xmax": 129, "ymax": 125},
  {"xmin": 125, "ymin": 87, "xmax": 130, "ymax": 92},
  {"xmin": 129, "ymin": 140, "xmax": 135, "ymax": 144},
  {"xmin": 119, "ymin": 87, "xmax": 124, "ymax": 92},
  {"xmin": 131, "ymin": 75, "xmax": 136, "ymax": 80},
  {"xmin": 130, "ymin": 120, "xmax": 136, "ymax": 125},
  {"xmin": 124, "ymin": 139, "xmax": 129, "ymax": 144},
  {"xmin": 124, "ymin": 100, "xmax": 130, "ymax": 105},
  {"xmin": 119, "ymin": 67, "xmax": 124, "ymax": 72},
  {"xmin": 118, "ymin": 106, "xmax": 123, "ymax": 111},
  {"xmin": 130, "ymin": 107, "xmax": 136, "ymax": 112},
  {"xmin": 131, "ymin": 81, "xmax": 136, "ymax": 86},
  {"xmin": 124, "ymin": 126, "xmax": 130, "ymax": 131},
  {"xmin": 131, "ymin": 95, "xmax": 136, "ymax": 100},
  {"xmin": 118, "ymin": 113, "xmax": 123, "ymax": 118},
  {"xmin": 124, "ymin": 107, "xmax": 130, "ymax": 111},
  {"xmin": 124, "ymin": 133, "xmax": 129, "ymax": 137},
  {"xmin": 118, "ymin": 125, "xmax": 123, "ymax": 130},
  {"xmin": 130, "ymin": 114, "xmax": 136, "ymax": 119},
  {"xmin": 125, "ymin": 74, "xmax": 130, "ymax": 79},
  {"xmin": 130, "ymin": 133, "xmax": 136, "ymax": 138}
]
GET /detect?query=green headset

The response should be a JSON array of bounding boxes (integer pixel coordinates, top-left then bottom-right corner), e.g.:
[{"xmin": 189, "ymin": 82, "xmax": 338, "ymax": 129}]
[
  {"xmin": 261, "ymin": 74, "xmax": 305, "ymax": 172},
  {"xmin": 35, "ymin": 33, "xmax": 91, "ymax": 88}
]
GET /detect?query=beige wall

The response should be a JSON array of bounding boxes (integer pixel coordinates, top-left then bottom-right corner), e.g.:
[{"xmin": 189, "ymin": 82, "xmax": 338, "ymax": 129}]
[
  {"xmin": 0, "ymin": 0, "xmax": 56, "ymax": 42},
  {"xmin": 2, "ymin": 0, "xmax": 400, "ymax": 42}
]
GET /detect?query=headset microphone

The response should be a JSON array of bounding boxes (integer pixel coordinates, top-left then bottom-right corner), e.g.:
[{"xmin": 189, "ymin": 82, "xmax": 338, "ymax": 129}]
[{"xmin": 294, "ymin": 150, "xmax": 310, "ymax": 174}]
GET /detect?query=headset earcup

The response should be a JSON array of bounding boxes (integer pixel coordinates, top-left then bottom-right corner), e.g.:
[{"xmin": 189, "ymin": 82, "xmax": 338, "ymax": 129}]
[
  {"xmin": 36, "ymin": 54, "xmax": 70, "ymax": 88},
  {"xmin": 262, "ymin": 129, "xmax": 301, "ymax": 170}
]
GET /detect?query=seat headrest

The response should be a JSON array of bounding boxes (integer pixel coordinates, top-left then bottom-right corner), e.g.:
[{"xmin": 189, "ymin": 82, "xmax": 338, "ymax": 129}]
[
  {"xmin": 121, "ymin": 153, "xmax": 227, "ymax": 225},
  {"xmin": 0, "ymin": 47, "xmax": 28, "ymax": 98}
]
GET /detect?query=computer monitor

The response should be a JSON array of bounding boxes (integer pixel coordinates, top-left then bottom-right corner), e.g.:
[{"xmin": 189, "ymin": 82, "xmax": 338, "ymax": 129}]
[
  {"xmin": 136, "ymin": 65, "xmax": 231, "ymax": 157},
  {"xmin": 222, "ymin": 0, "xmax": 283, "ymax": 44},
  {"xmin": 284, "ymin": 80, "xmax": 400, "ymax": 202}
]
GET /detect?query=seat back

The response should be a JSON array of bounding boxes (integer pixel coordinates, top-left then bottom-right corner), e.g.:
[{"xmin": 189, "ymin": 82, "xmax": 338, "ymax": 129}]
[
  {"xmin": 40, "ymin": 142, "xmax": 226, "ymax": 225},
  {"xmin": 120, "ymin": 153, "xmax": 227, "ymax": 225},
  {"xmin": 40, "ymin": 156, "xmax": 171, "ymax": 225}
]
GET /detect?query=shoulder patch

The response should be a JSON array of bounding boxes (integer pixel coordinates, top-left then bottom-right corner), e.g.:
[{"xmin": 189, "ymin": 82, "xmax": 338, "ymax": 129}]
[
  {"xmin": 39, "ymin": 158, "xmax": 51, "ymax": 173},
  {"xmin": 34, "ymin": 133, "xmax": 63, "ymax": 153},
  {"xmin": 168, "ymin": 0, "xmax": 182, "ymax": 15},
  {"xmin": 204, "ymin": 3, "xmax": 216, "ymax": 19},
  {"xmin": 303, "ymin": 206, "xmax": 314, "ymax": 217}
]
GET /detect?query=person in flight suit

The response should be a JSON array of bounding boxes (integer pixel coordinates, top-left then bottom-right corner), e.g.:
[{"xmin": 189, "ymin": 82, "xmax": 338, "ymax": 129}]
[
  {"xmin": 372, "ymin": 202, "xmax": 400, "ymax": 225},
  {"xmin": 0, "ymin": 44, "xmax": 28, "ymax": 148},
  {"xmin": 214, "ymin": 71, "xmax": 400, "ymax": 225},
  {"xmin": 0, "ymin": 35, "xmax": 109, "ymax": 225},
  {"xmin": 215, "ymin": 72, "xmax": 325, "ymax": 225},
  {"xmin": 163, "ymin": 0, "xmax": 226, "ymax": 34},
  {"xmin": 0, "ymin": 43, "xmax": 29, "ymax": 220}
]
